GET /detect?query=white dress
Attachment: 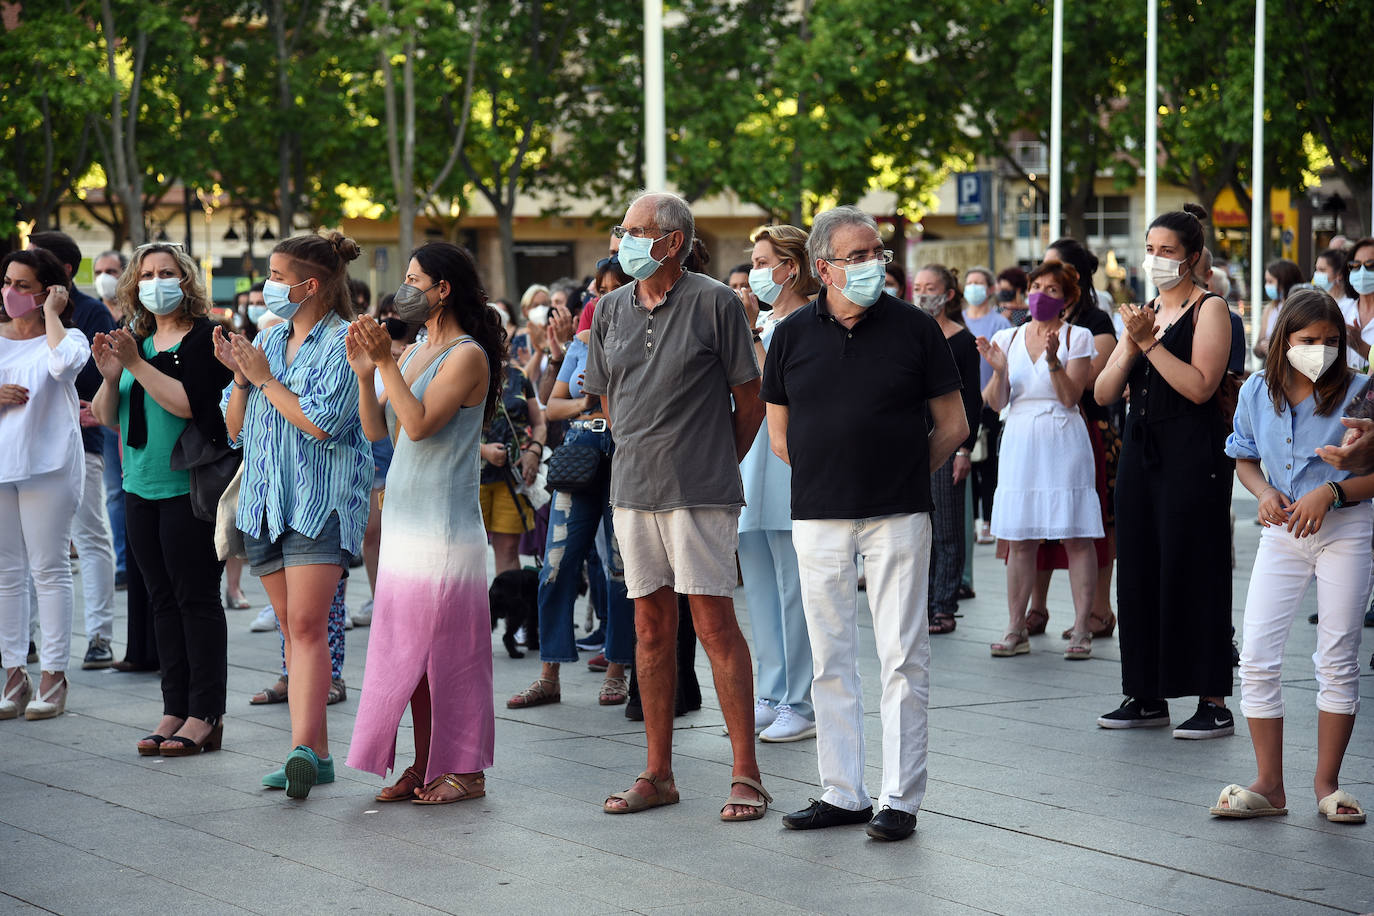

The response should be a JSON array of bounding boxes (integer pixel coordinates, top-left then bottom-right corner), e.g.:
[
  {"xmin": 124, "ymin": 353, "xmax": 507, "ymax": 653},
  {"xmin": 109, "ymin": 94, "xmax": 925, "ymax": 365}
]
[{"xmin": 988, "ymin": 324, "xmax": 1104, "ymax": 541}]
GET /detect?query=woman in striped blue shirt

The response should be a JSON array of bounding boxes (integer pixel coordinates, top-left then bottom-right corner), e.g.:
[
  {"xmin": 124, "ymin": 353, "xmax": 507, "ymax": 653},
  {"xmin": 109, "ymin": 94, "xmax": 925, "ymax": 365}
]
[{"xmin": 215, "ymin": 232, "xmax": 372, "ymax": 799}]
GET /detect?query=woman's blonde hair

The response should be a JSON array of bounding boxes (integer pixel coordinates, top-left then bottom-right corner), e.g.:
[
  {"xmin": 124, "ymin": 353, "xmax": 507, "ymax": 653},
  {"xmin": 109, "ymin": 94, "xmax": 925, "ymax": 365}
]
[
  {"xmin": 750, "ymin": 224, "xmax": 820, "ymax": 298},
  {"xmin": 117, "ymin": 243, "xmax": 211, "ymax": 338}
]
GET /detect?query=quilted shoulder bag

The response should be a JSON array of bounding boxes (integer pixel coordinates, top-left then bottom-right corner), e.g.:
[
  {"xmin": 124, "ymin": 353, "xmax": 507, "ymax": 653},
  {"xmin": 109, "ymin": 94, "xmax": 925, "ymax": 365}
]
[{"xmin": 545, "ymin": 443, "xmax": 604, "ymax": 492}]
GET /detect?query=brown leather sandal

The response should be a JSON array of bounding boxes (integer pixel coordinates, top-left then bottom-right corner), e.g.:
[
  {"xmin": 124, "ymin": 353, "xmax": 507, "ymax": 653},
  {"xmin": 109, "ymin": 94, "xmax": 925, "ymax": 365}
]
[
  {"xmin": 375, "ymin": 766, "xmax": 424, "ymax": 802},
  {"xmin": 1061, "ymin": 609, "xmax": 1116, "ymax": 640},
  {"xmin": 1025, "ymin": 608, "xmax": 1049, "ymax": 636},
  {"xmin": 249, "ymin": 675, "xmax": 288, "ymax": 706},
  {"xmin": 603, "ymin": 770, "xmax": 679, "ymax": 814},
  {"xmin": 412, "ymin": 772, "xmax": 485, "ymax": 805},
  {"xmin": 720, "ymin": 776, "xmax": 773, "ymax": 822}
]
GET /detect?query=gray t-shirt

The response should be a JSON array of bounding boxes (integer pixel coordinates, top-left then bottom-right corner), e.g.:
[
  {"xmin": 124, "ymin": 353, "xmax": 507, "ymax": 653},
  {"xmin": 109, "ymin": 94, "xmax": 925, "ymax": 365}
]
[{"xmin": 583, "ymin": 270, "xmax": 760, "ymax": 511}]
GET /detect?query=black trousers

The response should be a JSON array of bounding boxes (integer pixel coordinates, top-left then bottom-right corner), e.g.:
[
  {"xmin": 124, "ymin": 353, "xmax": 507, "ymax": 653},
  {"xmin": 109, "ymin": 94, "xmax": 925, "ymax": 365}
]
[
  {"xmin": 120, "ymin": 544, "xmax": 158, "ymax": 669},
  {"xmin": 124, "ymin": 492, "xmax": 227, "ymax": 720},
  {"xmin": 970, "ymin": 407, "xmax": 1002, "ymax": 521}
]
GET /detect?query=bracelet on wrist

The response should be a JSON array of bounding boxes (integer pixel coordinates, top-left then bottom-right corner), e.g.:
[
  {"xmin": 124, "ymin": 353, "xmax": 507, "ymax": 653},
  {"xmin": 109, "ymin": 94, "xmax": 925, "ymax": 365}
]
[
  {"xmin": 955, "ymin": 449, "xmax": 970, "ymax": 457},
  {"xmin": 257, "ymin": 378, "xmax": 273, "ymax": 394},
  {"xmin": 1142, "ymin": 339, "xmax": 1162, "ymax": 357},
  {"xmin": 234, "ymin": 379, "xmax": 251, "ymax": 390}
]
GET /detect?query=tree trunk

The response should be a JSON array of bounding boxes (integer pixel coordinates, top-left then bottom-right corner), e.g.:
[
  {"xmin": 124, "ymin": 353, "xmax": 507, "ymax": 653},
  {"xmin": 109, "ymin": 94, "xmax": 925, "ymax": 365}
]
[{"xmin": 497, "ymin": 204, "xmax": 517, "ymax": 300}]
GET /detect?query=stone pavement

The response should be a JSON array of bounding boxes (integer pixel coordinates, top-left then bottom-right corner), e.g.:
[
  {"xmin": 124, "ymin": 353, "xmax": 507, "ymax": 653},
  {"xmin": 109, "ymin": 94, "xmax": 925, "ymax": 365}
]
[{"xmin": 2, "ymin": 485, "xmax": 1372, "ymax": 915}]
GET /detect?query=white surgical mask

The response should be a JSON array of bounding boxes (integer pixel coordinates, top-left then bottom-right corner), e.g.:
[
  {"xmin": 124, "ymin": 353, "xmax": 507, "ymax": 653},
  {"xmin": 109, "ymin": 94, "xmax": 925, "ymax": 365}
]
[
  {"xmin": 1141, "ymin": 253, "xmax": 1186, "ymax": 291},
  {"xmin": 831, "ymin": 258, "xmax": 885, "ymax": 309},
  {"xmin": 1351, "ymin": 267, "xmax": 1374, "ymax": 296},
  {"xmin": 748, "ymin": 263, "xmax": 789, "ymax": 305},
  {"xmin": 1312, "ymin": 272, "xmax": 1332, "ymax": 292},
  {"xmin": 94, "ymin": 273, "xmax": 119, "ymax": 301},
  {"xmin": 963, "ymin": 283, "xmax": 988, "ymax": 307},
  {"xmin": 138, "ymin": 277, "xmax": 184, "ymax": 315},
  {"xmin": 1286, "ymin": 344, "xmax": 1339, "ymax": 382}
]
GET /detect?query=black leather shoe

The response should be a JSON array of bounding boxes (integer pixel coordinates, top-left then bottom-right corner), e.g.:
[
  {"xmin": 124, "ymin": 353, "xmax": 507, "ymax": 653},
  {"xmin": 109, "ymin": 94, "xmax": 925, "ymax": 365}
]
[
  {"xmin": 782, "ymin": 798, "xmax": 873, "ymax": 830},
  {"xmin": 866, "ymin": 806, "xmax": 917, "ymax": 841}
]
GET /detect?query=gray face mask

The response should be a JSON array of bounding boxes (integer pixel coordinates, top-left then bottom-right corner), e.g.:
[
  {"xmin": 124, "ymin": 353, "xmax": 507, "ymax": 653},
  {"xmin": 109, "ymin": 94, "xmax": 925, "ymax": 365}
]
[{"xmin": 394, "ymin": 281, "xmax": 439, "ymax": 322}]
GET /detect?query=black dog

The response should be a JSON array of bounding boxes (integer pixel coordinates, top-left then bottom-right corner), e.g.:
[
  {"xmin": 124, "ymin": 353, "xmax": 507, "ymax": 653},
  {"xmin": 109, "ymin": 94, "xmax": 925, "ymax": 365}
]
[{"xmin": 489, "ymin": 568, "xmax": 539, "ymax": 658}]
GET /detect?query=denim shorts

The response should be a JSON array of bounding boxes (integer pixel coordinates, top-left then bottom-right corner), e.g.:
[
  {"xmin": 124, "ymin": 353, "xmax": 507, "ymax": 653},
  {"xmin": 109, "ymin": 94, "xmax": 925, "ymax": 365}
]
[{"xmin": 243, "ymin": 512, "xmax": 352, "ymax": 577}]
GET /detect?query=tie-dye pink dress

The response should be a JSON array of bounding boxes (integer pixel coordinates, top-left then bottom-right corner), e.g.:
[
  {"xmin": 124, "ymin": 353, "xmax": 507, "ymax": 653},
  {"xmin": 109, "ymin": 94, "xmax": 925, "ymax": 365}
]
[{"xmin": 347, "ymin": 337, "xmax": 494, "ymax": 780}]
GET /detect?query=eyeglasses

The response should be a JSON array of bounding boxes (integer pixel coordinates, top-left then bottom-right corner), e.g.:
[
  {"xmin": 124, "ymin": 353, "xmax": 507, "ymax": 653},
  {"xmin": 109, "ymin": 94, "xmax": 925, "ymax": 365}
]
[
  {"xmin": 611, "ymin": 225, "xmax": 664, "ymax": 239},
  {"xmin": 596, "ymin": 256, "xmax": 621, "ymax": 271},
  {"xmin": 825, "ymin": 249, "xmax": 894, "ymax": 267},
  {"xmin": 1349, "ymin": 259, "xmax": 1374, "ymax": 271},
  {"xmin": 133, "ymin": 241, "xmax": 185, "ymax": 253}
]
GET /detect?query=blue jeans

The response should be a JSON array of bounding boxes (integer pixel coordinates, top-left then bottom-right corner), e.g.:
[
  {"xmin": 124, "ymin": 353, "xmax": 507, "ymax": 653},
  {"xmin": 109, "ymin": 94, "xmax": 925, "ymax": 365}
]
[
  {"xmin": 738, "ymin": 528, "xmax": 813, "ymax": 718},
  {"xmin": 102, "ymin": 428, "xmax": 126, "ymax": 574},
  {"xmin": 537, "ymin": 428, "xmax": 633, "ymax": 665}
]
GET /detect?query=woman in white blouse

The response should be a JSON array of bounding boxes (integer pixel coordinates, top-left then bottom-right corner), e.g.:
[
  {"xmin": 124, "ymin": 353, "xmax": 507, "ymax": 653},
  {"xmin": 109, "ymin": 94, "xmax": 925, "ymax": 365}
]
[{"xmin": 0, "ymin": 248, "xmax": 91, "ymax": 721}]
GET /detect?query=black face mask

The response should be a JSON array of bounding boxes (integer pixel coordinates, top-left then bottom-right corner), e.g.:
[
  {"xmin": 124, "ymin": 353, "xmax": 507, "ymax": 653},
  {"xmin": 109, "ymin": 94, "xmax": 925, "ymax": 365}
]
[{"xmin": 997, "ymin": 288, "xmax": 1016, "ymax": 302}]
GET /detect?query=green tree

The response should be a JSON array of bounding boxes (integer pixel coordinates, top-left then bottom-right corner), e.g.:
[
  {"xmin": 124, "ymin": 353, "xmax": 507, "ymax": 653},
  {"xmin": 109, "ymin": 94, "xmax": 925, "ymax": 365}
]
[
  {"xmin": 90, "ymin": 0, "xmax": 215, "ymax": 247},
  {"xmin": 0, "ymin": 1, "xmax": 107, "ymax": 243},
  {"xmin": 1273, "ymin": 0, "xmax": 1374, "ymax": 234}
]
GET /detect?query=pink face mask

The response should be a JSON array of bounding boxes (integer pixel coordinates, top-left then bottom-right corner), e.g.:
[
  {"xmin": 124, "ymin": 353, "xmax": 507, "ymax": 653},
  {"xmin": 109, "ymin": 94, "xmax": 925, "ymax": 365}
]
[
  {"xmin": 1027, "ymin": 290, "xmax": 1064, "ymax": 321},
  {"xmin": 2, "ymin": 285, "xmax": 40, "ymax": 319}
]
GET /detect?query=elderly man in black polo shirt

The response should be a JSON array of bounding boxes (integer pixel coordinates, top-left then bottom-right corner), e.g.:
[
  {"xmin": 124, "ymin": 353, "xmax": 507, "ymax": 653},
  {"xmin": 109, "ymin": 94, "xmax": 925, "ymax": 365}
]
[
  {"xmin": 761, "ymin": 205, "xmax": 968, "ymax": 842},
  {"xmin": 584, "ymin": 191, "xmax": 773, "ymax": 821}
]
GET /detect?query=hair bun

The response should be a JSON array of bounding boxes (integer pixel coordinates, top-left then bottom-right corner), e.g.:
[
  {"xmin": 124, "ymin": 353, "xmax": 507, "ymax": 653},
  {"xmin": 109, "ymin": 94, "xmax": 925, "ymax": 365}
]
[
  {"xmin": 327, "ymin": 232, "xmax": 362, "ymax": 264},
  {"xmin": 1182, "ymin": 202, "xmax": 1209, "ymax": 222}
]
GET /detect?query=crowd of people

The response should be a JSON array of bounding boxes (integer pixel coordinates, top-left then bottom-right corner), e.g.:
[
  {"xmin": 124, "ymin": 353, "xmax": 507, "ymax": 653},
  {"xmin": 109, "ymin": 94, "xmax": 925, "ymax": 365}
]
[{"xmin": 2, "ymin": 193, "xmax": 1370, "ymax": 832}]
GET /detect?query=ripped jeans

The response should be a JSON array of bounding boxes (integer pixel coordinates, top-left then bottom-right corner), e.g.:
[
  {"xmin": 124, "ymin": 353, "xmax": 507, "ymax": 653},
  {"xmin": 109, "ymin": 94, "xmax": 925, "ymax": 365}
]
[{"xmin": 537, "ymin": 428, "xmax": 634, "ymax": 666}]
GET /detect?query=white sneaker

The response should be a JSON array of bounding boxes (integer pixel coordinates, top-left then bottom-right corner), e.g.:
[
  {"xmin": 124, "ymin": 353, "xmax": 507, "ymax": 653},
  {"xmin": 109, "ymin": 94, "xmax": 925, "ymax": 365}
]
[
  {"xmin": 753, "ymin": 698, "xmax": 778, "ymax": 734},
  {"xmin": 759, "ymin": 704, "xmax": 817, "ymax": 743},
  {"xmin": 352, "ymin": 599, "xmax": 373, "ymax": 627},
  {"xmin": 342, "ymin": 605, "xmax": 354, "ymax": 630},
  {"xmin": 250, "ymin": 605, "xmax": 279, "ymax": 633}
]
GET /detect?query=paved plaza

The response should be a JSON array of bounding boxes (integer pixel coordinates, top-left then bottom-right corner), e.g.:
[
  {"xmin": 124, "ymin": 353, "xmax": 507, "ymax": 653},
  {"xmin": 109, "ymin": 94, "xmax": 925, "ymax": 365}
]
[{"xmin": 1, "ymin": 484, "xmax": 1372, "ymax": 915}]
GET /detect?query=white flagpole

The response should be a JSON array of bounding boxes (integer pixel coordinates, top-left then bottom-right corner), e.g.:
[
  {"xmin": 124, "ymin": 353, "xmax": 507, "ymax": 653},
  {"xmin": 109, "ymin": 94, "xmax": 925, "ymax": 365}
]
[
  {"xmin": 644, "ymin": 0, "xmax": 666, "ymax": 189},
  {"xmin": 1250, "ymin": 0, "xmax": 1265, "ymax": 356},
  {"xmin": 1049, "ymin": 0, "xmax": 1063, "ymax": 241}
]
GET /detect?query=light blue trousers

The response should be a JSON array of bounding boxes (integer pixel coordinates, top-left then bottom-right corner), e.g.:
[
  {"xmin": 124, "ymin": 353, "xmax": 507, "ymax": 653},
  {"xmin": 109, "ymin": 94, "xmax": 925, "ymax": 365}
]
[{"xmin": 738, "ymin": 528, "xmax": 813, "ymax": 719}]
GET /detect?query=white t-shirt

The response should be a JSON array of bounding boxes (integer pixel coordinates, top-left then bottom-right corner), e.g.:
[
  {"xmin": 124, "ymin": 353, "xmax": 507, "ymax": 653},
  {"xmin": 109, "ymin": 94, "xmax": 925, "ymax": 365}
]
[
  {"xmin": 1337, "ymin": 297, "xmax": 1371, "ymax": 370},
  {"xmin": 0, "ymin": 328, "xmax": 90, "ymax": 484}
]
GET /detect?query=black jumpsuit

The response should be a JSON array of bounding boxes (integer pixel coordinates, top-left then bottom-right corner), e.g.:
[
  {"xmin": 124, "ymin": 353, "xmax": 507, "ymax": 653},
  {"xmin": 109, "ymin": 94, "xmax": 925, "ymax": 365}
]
[{"xmin": 1114, "ymin": 305, "xmax": 1234, "ymax": 700}]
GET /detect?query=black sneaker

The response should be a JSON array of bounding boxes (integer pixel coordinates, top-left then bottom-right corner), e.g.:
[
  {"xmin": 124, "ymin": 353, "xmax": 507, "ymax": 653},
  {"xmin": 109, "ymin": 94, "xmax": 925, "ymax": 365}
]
[
  {"xmin": 27, "ymin": 640, "xmax": 37, "ymax": 664},
  {"xmin": 1173, "ymin": 700, "xmax": 1234, "ymax": 739},
  {"xmin": 1097, "ymin": 697, "xmax": 1170, "ymax": 729},
  {"xmin": 82, "ymin": 636, "xmax": 114, "ymax": 670}
]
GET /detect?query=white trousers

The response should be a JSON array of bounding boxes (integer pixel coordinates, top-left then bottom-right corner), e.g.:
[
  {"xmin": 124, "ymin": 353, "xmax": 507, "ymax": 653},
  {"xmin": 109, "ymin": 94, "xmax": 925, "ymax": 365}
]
[
  {"xmin": 1239, "ymin": 504, "xmax": 1372, "ymax": 718},
  {"xmin": 0, "ymin": 469, "xmax": 81, "ymax": 670},
  {"xmin": 72, "ymin": 451, "xmax": 115, "ymax": 639},
  {"xmin": 792, "ymin": 513, "xmax": 932, "ymax": 815}
]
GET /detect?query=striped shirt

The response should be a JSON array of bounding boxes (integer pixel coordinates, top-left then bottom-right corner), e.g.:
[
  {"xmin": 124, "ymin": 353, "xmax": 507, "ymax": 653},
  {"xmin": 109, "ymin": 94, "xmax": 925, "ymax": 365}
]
[{"xmin": 223, "ymin": 313, "xmax": 372, "ymax": 555}]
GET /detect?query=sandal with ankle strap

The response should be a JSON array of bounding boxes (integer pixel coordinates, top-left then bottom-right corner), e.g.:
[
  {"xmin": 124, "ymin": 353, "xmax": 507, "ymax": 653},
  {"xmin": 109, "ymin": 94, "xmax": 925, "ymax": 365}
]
[
  {"xmin": 720, "ymin": 776, "xmax": 773, "ymax": 822},
  {"xmin": 376, "ymin": 766, "xmax": 425, "ymax": 802},
  {"xmin": 604, "ymin": 770, "xmax": 679, "ymax": 814},
  {"xmin": 1025, "ymin": 608, "xmax": 1049, "ymax": 636},
  {"xmin": 412, "ymin": 773, "xmax": 485, "ymax": 805},
  {"xmin": 506, "ymin": 677, "xmax": 560, "ymax": 709},
  {"xmin": 1064, "ymin": 631, "xmax": 1093, "ymax": 660},
  {"xmin": 990, "ymin": 628, "xmax": 1030, "ymax": 657}
]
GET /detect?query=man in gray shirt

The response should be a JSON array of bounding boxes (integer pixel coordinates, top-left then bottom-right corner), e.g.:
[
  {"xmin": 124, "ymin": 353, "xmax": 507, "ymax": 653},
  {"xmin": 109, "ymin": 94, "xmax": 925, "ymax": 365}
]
[{"xmin": 584, "ymin": 191, "xmax": 771, "ymax": 821}]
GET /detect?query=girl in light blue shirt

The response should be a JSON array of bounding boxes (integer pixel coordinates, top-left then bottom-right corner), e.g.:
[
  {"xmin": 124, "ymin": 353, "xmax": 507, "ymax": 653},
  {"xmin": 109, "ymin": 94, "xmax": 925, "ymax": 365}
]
[{"xmin": 1217, "ymin": 288, "xmax": 1371, "ymax": 824}]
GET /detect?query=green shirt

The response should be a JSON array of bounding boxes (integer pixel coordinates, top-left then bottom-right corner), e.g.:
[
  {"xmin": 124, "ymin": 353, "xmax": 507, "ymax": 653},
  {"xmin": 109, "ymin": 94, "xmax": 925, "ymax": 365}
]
[{"xmin": 118, "ymin": 336, "xmax": 190, "ymax": 500}]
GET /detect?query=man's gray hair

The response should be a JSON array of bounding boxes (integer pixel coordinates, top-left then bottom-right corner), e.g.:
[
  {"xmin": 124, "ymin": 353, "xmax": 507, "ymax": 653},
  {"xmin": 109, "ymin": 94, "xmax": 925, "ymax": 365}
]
[
  {"xmin": 97, "ymin": 249, "xmax": 127, "ymax": 268},
  {"xmin": 807, "ymin": 206, "xmax": 879, "ymax": 264},
  {"xmin": 631, "ymin": 190, "xmax": 695, "ymax": 265}
]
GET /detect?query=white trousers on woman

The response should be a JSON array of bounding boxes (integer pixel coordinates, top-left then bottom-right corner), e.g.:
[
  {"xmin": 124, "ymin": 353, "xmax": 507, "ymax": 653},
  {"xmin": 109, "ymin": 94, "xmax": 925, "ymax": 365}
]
[
  {"xmin": 0, "ymin": 468, "xmax": 81, "ymax": 671},
  {"xmin": 792, "ymin": 513, "xmax": 931, "ymax": 815},
  {"xmin": 1239, "ymin": 504, "xmax": 1372, "ymax": 719},
  {"xmin": 72, "ymin": 452, "xmax": 115, "ymax": 640}
]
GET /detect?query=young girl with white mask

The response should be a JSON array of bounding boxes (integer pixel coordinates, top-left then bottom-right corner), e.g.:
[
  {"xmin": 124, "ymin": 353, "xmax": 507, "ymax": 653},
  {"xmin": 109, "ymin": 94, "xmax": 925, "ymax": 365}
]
[{"xmin": 1214, "ymin": 288, "xmax": 1370, "ymax": 824}]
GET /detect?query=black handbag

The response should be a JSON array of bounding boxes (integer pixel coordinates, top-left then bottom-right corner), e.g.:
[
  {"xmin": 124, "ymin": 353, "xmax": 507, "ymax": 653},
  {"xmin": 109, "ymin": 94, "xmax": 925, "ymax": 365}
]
[
  {"xmin": 545, "ymin": 443, "xmax": 604, "ymax": 492},
  {"xmin": 170, "ymin": 422, "xmax": 242, "ymax": 523}
]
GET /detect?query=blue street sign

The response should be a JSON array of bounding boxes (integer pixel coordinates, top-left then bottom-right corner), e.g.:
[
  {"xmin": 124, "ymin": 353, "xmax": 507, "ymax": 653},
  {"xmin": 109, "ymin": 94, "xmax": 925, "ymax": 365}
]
[{"xmin": 957, "ymin": 173, "xmax": 986, "ymax": 226}]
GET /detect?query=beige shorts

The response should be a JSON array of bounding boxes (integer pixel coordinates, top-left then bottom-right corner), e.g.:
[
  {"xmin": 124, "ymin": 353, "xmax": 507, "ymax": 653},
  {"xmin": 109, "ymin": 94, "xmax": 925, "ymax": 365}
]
[{"xmin": 612, "ymin": 506, "xmax": 741, "ymax": 599}]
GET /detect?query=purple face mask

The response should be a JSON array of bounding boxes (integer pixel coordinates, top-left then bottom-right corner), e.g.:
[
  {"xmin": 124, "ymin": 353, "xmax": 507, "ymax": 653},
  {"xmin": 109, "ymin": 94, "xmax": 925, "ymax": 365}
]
[{"xmin": 1027, "ymin": 290, "xmax": 1063, "ymax": 321}]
